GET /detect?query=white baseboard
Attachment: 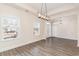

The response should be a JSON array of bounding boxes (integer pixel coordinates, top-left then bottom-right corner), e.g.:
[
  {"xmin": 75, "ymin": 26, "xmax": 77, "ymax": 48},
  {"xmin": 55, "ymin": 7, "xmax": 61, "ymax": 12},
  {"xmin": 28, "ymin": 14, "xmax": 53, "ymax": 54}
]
[{"xmin": 0, "ymin": 38, "xmax": 44, "ymax": 53}]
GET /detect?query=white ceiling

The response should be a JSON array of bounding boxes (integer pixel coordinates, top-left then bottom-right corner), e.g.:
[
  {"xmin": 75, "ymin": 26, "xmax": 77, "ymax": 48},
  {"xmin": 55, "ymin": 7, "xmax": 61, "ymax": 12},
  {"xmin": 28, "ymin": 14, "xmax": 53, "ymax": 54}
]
[
  {"xmin": 7, "ymin": 3, "xmax": 79, "ymax": 17},
  {"xmin": 25, "ymin": 3, "xmax": 79, "ymax": 12}
]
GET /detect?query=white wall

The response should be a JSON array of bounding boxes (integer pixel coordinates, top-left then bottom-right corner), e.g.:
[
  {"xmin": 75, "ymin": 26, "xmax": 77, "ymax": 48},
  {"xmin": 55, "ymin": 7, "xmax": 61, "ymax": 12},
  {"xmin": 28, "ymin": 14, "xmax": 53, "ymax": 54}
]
[
  {"xmin": 48, "ymin": 7, "xmax": 79, "ymax": 47},
  {"xmin": 52, "ymin": 15, "xmax": 77, "ymax": 40},
  {"xmin": 0, "ymin": 4, "xmax": 45, "ymax": 52}
]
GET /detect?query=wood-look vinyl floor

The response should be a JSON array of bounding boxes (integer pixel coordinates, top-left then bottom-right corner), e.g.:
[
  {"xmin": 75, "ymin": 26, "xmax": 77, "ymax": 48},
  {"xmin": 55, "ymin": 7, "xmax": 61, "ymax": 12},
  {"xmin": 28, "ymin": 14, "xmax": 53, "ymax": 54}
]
[{"xmin": 0, "ymin": 37, "xmax": 79, "ymax": 56}]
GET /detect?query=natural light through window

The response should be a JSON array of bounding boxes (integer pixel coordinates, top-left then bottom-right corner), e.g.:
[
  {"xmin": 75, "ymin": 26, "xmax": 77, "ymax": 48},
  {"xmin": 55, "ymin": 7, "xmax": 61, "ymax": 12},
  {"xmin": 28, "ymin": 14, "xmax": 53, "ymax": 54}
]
[{"xmin": 1, "ymin": 16, "xmax": 20, "ymax": 41}]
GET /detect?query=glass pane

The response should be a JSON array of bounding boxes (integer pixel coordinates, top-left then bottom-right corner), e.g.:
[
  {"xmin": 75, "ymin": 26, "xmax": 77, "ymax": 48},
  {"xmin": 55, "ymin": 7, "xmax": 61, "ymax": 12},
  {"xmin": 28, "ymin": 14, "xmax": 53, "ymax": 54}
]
[
  {"xmin": 34, "ymin": 19, "xmax": 40, "ymax": 36},
  {"xmin": 1, "ymin": 16, "xmax": 20, "ymax": 41}
]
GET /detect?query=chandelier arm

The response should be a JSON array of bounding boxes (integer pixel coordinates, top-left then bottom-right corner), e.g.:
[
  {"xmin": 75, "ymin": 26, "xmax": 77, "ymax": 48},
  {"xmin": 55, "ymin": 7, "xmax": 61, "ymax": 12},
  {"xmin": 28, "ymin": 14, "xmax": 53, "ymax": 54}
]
[
  {"xmin": 45, "ymin": 3, "xmax": 47, "ymax": 17},
  {"xmin": 38, "ymin": 3, "xmax": 49, "ymax": 21},
  {"xmin": 41, "ymin": 3, "xmax": 43, "ymax": 15}
]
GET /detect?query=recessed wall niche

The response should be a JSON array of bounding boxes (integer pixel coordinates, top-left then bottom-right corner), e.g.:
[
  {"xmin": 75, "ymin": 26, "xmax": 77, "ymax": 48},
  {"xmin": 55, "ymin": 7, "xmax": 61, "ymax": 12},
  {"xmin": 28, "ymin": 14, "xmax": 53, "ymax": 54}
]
[{"xmin": 0, "ymin": 16, "xmax": 20, "ymax": 41}]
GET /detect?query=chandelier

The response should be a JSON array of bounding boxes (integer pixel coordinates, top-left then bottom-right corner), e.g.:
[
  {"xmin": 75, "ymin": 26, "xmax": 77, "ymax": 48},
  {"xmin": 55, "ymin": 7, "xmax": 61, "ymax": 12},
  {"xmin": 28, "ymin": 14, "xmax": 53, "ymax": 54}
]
[{"xmin": 38, "ymin": 3, "xmax": 48, "ymax": 21}]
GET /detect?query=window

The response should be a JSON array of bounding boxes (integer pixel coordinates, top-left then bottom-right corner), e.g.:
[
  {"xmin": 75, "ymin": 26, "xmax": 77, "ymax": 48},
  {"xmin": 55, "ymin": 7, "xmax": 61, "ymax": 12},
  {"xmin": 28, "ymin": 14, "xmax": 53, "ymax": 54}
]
[
  {"xmin": 33, "ymin": 19, "xmax": 40, "ymax": 36},
  {"xmin": 1, "ymin": 16, "xmax": 20, "ymax": 41}
]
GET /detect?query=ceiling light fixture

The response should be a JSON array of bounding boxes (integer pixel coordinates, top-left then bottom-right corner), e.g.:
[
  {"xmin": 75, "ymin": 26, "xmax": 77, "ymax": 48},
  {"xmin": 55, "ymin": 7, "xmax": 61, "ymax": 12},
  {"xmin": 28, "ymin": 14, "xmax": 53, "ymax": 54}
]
[{"xmin": 38, "ymin": 3, "xmax": 48, "ymax": 21}]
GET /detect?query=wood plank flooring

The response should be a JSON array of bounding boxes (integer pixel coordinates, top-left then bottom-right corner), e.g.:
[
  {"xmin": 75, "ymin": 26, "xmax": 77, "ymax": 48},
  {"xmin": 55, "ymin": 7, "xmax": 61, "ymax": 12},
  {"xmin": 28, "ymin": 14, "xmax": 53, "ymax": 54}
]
[{"xmin": 0, "ymin": 37, "xmax": 79, "ymax": 56}]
